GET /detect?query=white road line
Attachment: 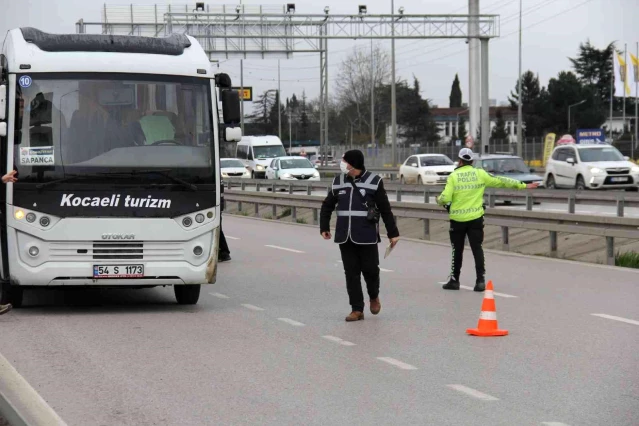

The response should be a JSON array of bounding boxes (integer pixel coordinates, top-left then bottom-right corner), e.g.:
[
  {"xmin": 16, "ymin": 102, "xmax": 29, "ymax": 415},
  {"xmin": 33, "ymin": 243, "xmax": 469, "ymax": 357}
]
[
  {"xmin": 226, "ymin": 236, "xmax": 240, "ymax": 240},
  {"xmin": 277, "ymin": 318, "xmax": 306, "ymax": 327},
  {"xmin": 209, "ymin": 292, "xmax": 230, "ymax": 299},
  {"xmin": 380, "ymin": 268, "xmax": 394, "ymax": 273},
  {"xmin": 541, "ymin": 422, "xmax": 571, "ymax": 426},
  {"xmin": 458, "ymin": 285, "xmax": 518, "ymax": 298},
  {"xmin": 241, "ymin": 304, "xmax": 265, "ymax": 311},
  {"xmin": 591, "ymin": 313, "xmax": 639, "ymax": 326},
  {"xmin": 376, "ymin": 357, "xmax": 418, "ymax": 370},
  {"xmin": 265, "ymin": 245, "xmax": 305, "ymax": 254},
  {"xmin": 322, "ymin": 335, "xmax": 356, "ymax": 346},
  {"xmin": 447, "ymin": 384, "xmax": 499, "ymax": 401}
]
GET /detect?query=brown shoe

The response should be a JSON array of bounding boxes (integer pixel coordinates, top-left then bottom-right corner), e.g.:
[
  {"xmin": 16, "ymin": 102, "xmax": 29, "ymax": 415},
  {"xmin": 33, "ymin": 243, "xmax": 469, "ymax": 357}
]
[
  {"xmin": 370, "ymin": 298, "xmax": 381, "ymax": 315},
  {"xmin": 345, "ymin": 311, "xmax": 364, "ymax": 322},
  {"xmin": 0, "ymin": 304, "xmax": 12, "ymax": 316}
]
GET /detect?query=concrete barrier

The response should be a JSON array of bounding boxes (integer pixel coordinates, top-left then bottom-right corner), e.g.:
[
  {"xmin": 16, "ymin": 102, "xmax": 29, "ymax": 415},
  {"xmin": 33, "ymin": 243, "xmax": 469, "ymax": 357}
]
[{"xmin": 0, "ymin": 352, "xmax": 67, "ymax": 426}]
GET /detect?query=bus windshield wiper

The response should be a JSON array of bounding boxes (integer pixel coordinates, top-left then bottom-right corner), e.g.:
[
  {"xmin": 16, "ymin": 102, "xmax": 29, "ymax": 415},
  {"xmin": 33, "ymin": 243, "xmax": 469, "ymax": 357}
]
[{"xmin": 98, "ymin": 169, "xmax": 198, "ymax": 191}]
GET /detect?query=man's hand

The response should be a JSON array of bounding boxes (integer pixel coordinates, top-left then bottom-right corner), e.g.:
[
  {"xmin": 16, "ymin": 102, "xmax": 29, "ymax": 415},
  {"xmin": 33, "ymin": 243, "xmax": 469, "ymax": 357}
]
[
  {"xmin": 321, "ymin": 231, "xmax": 332, "ymax": 240},
  {"xmin": 2, "ymin": 170, "xmax": 17, "ymax": 184},
  {"xmin": 526, "ymin": 182, "xmax": 540, "ymax": 189},
  {"xmin": 389, "ymin": 236, "xmax": 399, "ymax": 248}
]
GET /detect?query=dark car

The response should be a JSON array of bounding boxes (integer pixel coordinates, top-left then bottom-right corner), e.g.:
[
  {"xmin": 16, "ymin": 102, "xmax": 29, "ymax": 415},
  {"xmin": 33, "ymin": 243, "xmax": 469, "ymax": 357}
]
[{"xmin": 472, "ymin": 154, "xmax": 544, "ymax": 186}]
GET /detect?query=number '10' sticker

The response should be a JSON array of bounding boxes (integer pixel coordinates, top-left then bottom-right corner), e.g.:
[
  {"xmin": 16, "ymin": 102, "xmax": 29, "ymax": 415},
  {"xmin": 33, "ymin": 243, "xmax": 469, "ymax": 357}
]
[{"xmin": 19, "ymin": 76, "xmax": 32, "ymax": 88}]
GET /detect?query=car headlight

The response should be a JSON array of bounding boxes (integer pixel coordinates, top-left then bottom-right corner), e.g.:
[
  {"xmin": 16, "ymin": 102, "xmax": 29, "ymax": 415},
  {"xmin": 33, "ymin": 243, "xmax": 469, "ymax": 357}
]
[
  {"xmin": 632, "ymin": 166, "xmax": 639, "ymax": 173},
  {"xmin": 589, "ymin": 167, "xmax": 603, "ymax": 174},
  {"xmin": 256, "ymin": 165, "xmax": 265, "ymax": 171},
  {"xmin": 423, "ymin": 170, "xmax": 436, "ymax": 175},
  {"xmin": 221, "ymin": 172, "xmax": 228, "ymax": 177},
  {"xmin": 313, "ymin": 171, "xmax": 320, "ymax": 177},
  {"xmin": 281, "ymin": 173, "xmax": 292, "ymax": 178},
  {"xmin": 243, "ymin": 170, "xmax": 250, "ymax": 176}
]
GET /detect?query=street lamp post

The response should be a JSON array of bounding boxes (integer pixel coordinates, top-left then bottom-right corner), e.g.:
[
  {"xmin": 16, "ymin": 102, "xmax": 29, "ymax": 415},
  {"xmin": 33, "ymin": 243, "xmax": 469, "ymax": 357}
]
[{"xmin": 568, "ymin": 100, "xmax": 586, "ymax": 133}]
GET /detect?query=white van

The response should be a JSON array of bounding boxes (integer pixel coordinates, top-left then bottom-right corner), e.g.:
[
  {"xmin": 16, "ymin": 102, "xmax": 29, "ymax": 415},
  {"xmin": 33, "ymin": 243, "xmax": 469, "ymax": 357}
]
[{"xmin": 236, "ymin": 136, "xmax": 286, "ymax": 178}]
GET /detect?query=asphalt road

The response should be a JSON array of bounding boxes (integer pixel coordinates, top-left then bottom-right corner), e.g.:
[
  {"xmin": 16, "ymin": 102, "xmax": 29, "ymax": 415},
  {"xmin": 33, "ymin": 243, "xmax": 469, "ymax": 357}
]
[
  {"xmin": 239, "ymin": 185, "xmax": 639, "ymax": 218},
  {"xmin": 1, "ymin": 216, "xmax": 638, "ymax": 425}
]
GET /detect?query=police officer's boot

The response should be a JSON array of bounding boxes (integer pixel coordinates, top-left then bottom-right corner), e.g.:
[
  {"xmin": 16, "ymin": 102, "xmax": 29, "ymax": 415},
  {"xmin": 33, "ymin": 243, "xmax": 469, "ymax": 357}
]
[
  {"xmin": 0, "ymin": 304, "xmax": 12, "ymax": 315},
  {"xmin": 474, "ymin": 277, "xmax": 485, "ymax": 292},
  {"xmin": 442, "ymin": 276, "xmax": 460, "ymax": 290}
]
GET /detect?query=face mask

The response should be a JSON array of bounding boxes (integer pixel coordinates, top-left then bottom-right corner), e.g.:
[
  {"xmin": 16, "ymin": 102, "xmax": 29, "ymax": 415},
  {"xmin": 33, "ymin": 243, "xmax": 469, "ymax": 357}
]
[{"xmin": 340, "ymin": 161, "xmax": 350, "ymax": 174}]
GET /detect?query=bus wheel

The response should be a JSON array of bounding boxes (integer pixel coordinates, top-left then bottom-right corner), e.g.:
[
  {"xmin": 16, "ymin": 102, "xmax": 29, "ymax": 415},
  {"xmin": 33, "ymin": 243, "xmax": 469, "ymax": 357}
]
[
  {"xmin": 0, "ymin": 282, "xmax": 24, "ymax": 308},
  {"xmin": 174, "ymin": 284, "xmax": 201, "ymax": 305}
]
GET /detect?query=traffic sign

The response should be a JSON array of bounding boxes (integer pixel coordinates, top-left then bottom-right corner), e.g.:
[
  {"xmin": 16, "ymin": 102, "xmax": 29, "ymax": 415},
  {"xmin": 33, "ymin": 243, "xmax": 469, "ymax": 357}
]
[{"xmin": 232, "ymin": 87, "xmax": 253, "ymax": 102}]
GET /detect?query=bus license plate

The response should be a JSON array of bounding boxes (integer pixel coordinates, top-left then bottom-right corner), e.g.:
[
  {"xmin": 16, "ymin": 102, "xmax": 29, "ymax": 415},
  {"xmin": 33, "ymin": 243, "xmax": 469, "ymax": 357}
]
[
  {"xmin": 611, "ymin": 177, "xmax": 628, "ymax": 182},
  {"xmin": 93, "ymin": 265, "xmax": 144, "ymax": 278}
]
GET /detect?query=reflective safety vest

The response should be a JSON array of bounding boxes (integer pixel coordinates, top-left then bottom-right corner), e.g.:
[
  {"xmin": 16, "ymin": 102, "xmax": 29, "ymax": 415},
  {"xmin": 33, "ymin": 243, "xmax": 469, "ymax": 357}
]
[{"xmin": 331, "ymin": 170, "xmax": 382, "ymax": 245}]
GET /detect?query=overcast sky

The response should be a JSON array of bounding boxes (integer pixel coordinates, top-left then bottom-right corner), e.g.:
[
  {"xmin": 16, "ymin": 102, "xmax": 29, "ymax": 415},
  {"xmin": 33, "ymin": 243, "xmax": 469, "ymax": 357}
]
[{"xmin": 2, "ymin": 0, "xmax": 637, "ymax": 114}]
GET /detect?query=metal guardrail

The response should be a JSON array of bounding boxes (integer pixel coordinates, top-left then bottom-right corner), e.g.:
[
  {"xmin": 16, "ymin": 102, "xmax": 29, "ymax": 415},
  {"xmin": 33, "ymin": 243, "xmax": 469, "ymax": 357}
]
[
  {"xmin": 226, "ymin": 178, "xmax": 639, "ymax": 216},
  {"xmin": 0, "ymin": 352, "xmax": 68, "ymax": 426},
  {"xmin": 317, "ymin": 166, "xmax": 546, "ymax": 180},
  {"xmin": 224, "ymin": 190, "xmax": 639, "ymax": 266}
]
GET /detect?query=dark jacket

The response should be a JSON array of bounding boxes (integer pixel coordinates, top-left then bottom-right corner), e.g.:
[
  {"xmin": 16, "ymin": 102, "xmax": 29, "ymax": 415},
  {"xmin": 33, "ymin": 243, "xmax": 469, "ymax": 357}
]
[
  {"xmin": 320, "ymin": 169, "xmax": 399, "ymax": 245},
  {"xmin": 220, "ymin": 174, "xmax": 225, "ymax": 212}
]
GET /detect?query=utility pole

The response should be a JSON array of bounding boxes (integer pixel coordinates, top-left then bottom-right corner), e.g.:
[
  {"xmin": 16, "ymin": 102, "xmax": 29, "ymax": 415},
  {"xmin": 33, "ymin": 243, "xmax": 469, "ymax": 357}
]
[
  {"xmin": 278, "ymin": 59, "xmax": 282, "ymax": 140},
  {"xmin": 516, "ymin": 0, "xmax": 523, "ymax": 157},
  {"xmin": 240, "ymin": 59, "xmax": 244, "ymax": 133},
  {"xmin": 371, "ymin": 37, "xmax": 375, "ymax": 148},
  {"xmin": 391, "ymin": 0, "xmax": 397, "ymax": 167},
  {"xmin": 468, "ymin": 0, "xmax": 480, "ymax": 151}
]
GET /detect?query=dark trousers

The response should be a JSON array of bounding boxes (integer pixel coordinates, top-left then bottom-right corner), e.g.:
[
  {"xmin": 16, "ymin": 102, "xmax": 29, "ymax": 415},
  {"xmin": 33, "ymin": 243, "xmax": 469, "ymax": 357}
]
[
  {"xmin": 219, "ymin": 215, "xmax": 230, "ymax": 256},
  {"xmin": 449, "ymin": 217, "xmax": 485, "ymax": 281},
  {"xmin": 339, "ymin": 239, "xmax": 380, "ymax": 312}
]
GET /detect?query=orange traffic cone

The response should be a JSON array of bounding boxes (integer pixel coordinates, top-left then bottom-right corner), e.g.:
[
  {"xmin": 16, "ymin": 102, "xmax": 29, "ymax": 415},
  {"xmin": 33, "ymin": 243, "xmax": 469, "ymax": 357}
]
[{"xmin": 466, "ymin": 281, "xmax": 508, "ymax": 337}]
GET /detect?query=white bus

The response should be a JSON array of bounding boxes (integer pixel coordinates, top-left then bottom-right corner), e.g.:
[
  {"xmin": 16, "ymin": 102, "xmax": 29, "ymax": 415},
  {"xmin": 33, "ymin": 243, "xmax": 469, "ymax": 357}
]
[{"xmin": 0, "ymin": 28, "xmax": 242, "ymax": 307}]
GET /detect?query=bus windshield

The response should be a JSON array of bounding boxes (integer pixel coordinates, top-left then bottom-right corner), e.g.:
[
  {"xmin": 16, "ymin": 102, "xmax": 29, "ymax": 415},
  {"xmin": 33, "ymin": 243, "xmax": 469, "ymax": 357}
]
[{"xmin": 13, "ymin": 73, "xmax": 215, "ymax": 187}]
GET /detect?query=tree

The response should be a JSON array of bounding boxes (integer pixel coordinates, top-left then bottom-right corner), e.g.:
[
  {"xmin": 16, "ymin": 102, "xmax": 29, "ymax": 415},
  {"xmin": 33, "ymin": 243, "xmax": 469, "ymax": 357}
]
[
  {"xmin": 396, "ymin": 76, "xmax": 440, "ymax": 145},
  {"xmin": 247, "ymin": 91, "xmax": 277, "ymax": 134},
  {"xmin": 508, "ymin": 71, "xmax": 547, "ymax": 137},
  {"xmin": 491, "ymin": 108, "xmax": 508, "ymax": 140},
  {"xmin": 569, "ymin": 40, "xmax": 615, "ymax": 106},
  {"xmin": 449, "ymin": 74, "xmax": 462, "ymax": 108},
  {"xmin": 334, "ymin": 45, "xmax": 391, "ymax": 141}
]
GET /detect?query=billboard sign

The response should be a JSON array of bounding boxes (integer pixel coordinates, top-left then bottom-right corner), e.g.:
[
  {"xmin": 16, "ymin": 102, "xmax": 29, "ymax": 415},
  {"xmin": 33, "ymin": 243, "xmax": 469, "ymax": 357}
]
[{"xmin": 576, "ymin": 128, "xmax": 606, "ymax": 144}]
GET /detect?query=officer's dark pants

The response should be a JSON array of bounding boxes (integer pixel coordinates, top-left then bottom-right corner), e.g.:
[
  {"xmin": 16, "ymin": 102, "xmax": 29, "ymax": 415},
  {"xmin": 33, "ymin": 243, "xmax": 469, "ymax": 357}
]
[
  {"xmin": 449, "ymin": 217, "xmax": 485, "ymax": 281},
  {"xmin": 339, "ymin": 239, "xmax": 380, "ymax": 312},
  {"xmin": 219, "ymin": 215, "xmax": 230, "ymax": 256}
]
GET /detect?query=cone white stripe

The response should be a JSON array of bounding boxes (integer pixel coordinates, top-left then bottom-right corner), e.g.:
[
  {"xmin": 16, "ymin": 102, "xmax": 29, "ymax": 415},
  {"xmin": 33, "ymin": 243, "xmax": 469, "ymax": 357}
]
[
  {"xmin": 479, "ymin": 311, "xmax": 497, "ymax": 320},
  {"xmin": 484, "ymin": 290, "xmax": 494, "ymax": 299}
]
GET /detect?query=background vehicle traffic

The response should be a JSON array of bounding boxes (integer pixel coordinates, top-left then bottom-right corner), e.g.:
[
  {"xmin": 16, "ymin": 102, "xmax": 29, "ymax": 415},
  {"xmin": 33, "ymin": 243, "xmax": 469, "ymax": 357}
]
[
  {"xmin": 265, "ymin": 156, "xmax": 320, "ymax": 181},
  {"xmin": 399, "ymin": 154, "xmax": 455, "ymax": 185},
  {"xmin": 236, "ymin": 136, "xmax": 286, "ymax": 179},
  {"xmin": 221, "ymin": 158, "xmax": 250, "ymax": 179}
]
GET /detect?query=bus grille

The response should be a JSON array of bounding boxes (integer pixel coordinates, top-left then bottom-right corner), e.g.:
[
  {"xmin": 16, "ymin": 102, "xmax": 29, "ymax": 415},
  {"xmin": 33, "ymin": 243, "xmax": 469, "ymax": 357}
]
[{"xmin": 93, "ymin": 242, "xmax": 143, "ymax": 260}]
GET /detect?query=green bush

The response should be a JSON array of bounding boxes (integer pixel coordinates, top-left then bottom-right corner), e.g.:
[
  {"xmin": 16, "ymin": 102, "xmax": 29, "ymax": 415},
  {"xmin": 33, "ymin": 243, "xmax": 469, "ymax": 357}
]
[{"xmin": 615, "ymin": 251, "xmax": 639, "ymax": 269}]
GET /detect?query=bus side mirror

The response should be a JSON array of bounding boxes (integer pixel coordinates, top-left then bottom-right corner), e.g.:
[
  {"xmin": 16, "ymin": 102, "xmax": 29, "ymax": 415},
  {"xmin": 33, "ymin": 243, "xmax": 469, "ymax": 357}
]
[
  {"xmin": 0, "ymin": 85, "xmax": 6, "ymax": 120},
  {"xmin": 220, "ymin": 89, "xmax": 242, "ymax": 142}
]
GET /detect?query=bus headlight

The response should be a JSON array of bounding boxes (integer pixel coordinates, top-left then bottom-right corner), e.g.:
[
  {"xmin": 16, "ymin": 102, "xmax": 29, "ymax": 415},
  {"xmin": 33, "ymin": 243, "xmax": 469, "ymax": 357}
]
[
  {"xmin": 182, "ymin": 217, "xmax": 193, "ymax": 227},
  {"xmin": 28, "ymin": 246, "xmax": 39, "ymax": 257},
  {"xmin": 195, "ymin": 213, "xmax": 205, "ymax": 223},
  {"xmin": 193, "ymin": 246, "xmax": 203, "ymax": 256},
  {"xmin": 26, "ymin": 212, "xmax": 36, "ymax": 223},
  {"xmin": 14, "ymin": 210, "xmax": 25, "ymax": 220},
  {"xmin": 39, "ymin": 216, "xmax": 51, "ymax": 227}
]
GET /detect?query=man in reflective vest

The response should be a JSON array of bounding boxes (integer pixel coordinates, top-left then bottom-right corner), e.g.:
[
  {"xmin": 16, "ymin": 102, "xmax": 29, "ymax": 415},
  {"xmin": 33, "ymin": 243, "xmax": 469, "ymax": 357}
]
[
  {"xmin": 320, "ymin": 150, "xmax": 399, "ymax": 322},
  {"xmin": 437, "ymin": 148, "xmax": 538, "ymax": 291}
]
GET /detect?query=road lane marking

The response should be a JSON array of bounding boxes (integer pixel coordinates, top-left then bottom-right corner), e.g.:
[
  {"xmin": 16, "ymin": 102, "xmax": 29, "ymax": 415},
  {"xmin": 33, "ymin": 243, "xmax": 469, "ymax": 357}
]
[
  {"xmin": 241, "ymin": 304, "xmax": 265, "ymax": 311},
  {"xmin": 541, "ymin": 422, "xmax": 571, "ymax": 426},
  {"xmin": 322, "ymin": 335, "xmax": 356, "ymax": 346},
  {"xmin": 265, "ymin": 245, "xmax": 305, "ymax": 254},
  {"xmin": 278, "ymin": 318, "xmax": 305, "ymax": 326},
  {"xmin": 380, "ymin": 268, "xmax": 394, "ymax": 272},
  {"xmin": 591, "ymin": 313, "xmax": 639, "ymax": 326},
  {"xmin": 459, "ymin": 285, "xmax": 518, "ymax": 298},
  {"xmin": 447, "ymin": 385, "xmax": 499, "ymax": 401},
  {"xmin": 226, "ymin": 236, "xmax": 240, "ymax": 240},
  {"xmin": 376, "ymin": 357, "xmax": 418, "ymax": 370},
  {"xmin": 210, "ymin": 292, "xmax": 230, "ymax": 299}
]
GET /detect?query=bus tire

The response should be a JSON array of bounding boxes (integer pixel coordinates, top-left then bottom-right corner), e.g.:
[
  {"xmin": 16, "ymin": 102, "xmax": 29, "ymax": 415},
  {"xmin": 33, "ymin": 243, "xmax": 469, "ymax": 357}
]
[{"xmin": 174, "ymin": 284, "xmax": 201, "ymax": 305}]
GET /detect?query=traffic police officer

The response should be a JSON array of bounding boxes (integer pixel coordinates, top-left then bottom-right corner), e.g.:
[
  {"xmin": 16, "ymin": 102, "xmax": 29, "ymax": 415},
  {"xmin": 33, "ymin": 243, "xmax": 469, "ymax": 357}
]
[
  {"xmin": 320, "ymin": 150, "xmax": 399, "ymax": 322},
  {"xmin": 437, "ymin": 148, "xmax": 538, "ymax": 291}
]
